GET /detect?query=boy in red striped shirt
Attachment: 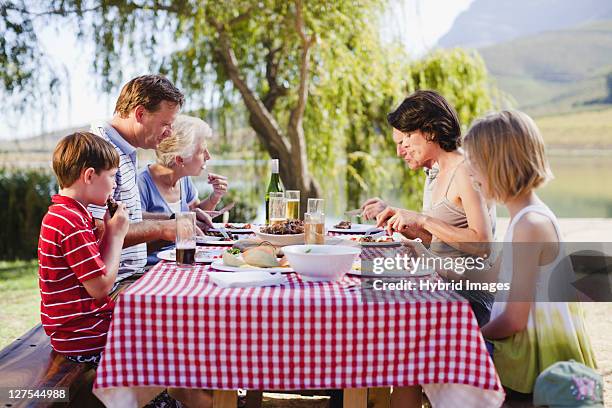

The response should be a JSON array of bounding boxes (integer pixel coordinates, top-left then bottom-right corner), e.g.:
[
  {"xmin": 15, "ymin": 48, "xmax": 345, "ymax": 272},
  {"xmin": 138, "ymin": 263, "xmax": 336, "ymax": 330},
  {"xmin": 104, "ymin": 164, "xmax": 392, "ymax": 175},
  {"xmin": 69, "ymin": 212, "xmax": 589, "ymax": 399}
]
[{"xmin": 38, "ymin": 132, "xmax": 129, "ymax": 364}]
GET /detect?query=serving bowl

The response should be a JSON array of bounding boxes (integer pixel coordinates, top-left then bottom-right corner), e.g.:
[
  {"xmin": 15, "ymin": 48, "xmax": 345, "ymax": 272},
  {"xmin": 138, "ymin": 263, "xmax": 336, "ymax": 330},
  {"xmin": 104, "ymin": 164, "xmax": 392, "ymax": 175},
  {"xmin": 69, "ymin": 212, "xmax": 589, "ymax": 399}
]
[
  {"xmin": 283, "ymin": 244, "xmax": 361, "ymax": 282},
  {"xmin": 253, "ymin": 228, "xmax": 305, "ymax": 246}
]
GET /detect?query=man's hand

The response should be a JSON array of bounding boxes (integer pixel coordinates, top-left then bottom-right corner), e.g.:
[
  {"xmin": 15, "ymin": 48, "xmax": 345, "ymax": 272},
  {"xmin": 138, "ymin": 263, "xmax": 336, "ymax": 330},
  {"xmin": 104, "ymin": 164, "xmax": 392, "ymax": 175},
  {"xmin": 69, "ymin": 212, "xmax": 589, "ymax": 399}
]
[
  {"xmin": 158, "ymin": 218, "xmax": 205, "ymax": 242},
  {"xmin": 360, "ymin": 197, "xmax": 388, "ymax": 221},
  {"xmin": 194, "ymin": 208, "xmax": 215, "ymax": 231}
]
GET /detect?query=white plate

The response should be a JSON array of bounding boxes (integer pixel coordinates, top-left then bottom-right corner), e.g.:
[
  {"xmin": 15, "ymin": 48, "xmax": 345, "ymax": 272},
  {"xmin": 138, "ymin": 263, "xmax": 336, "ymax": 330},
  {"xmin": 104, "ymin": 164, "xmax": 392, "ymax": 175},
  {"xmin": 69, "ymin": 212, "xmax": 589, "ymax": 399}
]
[
  {"xmin": 196, "ymin": 236, "xmax": 221, "ymax": 244},
  {"xmin": 327, "ymin": 223, "xmax": 382, "ymax": 234},
  {"xmin": 346, "ymin": 260, "xmax": 434, "ymax": 277},
  {"xmin": 200, "ymin": 239, "xmax": 238, "ymax": 246},
  {"xmin": 209, "ymin": 223, "xmax": 254, "ymax": 234},
  {"xmin": 347, "ymin": 237, "xmax": 401, "ymax": 247},
  {"xmin": 209, "ymin": 259, "xmax": 293, "ymax": 273},
  {"xmin": 157, "ymin": 248, "xmax": 224, "ymax": 263}
]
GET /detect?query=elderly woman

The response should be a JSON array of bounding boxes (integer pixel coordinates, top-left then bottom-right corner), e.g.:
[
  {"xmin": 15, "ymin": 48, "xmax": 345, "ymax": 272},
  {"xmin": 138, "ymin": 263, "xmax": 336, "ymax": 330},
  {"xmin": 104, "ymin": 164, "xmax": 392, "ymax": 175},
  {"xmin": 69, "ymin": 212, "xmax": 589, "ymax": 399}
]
[{"xmin": 137, "ymin": 115, "xmax": 228, "ymax": 219}]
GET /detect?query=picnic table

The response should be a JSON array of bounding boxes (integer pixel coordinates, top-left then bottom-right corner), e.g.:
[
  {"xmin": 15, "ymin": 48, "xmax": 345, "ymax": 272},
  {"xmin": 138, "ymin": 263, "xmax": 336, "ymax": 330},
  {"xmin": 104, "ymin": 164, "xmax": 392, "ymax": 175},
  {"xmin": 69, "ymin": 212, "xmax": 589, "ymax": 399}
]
[{"xmin": 92, "ymin": 243, "xmax": 505, "ymax": 408}]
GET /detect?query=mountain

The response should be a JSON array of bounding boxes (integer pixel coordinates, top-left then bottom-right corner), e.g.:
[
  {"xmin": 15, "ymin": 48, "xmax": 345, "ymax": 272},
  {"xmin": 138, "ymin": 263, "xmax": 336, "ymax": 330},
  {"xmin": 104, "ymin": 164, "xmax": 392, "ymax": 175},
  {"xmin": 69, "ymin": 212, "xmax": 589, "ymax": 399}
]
[
  {"xmin": 478, "ymin": 20, "xmax": 612, "ymax": 113},
  {"xmin": 438, "ymin": 0, "xmax": 612, "ymax": 49}
]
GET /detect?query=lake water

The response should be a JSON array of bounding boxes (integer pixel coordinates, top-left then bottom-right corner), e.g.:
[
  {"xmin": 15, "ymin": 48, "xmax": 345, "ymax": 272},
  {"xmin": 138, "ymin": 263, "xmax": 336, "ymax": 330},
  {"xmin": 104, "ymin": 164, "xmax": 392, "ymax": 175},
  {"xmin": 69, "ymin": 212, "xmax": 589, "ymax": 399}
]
[{"xmin": 195, "ymin": 152, "xmax": 612, "ymax": 223}]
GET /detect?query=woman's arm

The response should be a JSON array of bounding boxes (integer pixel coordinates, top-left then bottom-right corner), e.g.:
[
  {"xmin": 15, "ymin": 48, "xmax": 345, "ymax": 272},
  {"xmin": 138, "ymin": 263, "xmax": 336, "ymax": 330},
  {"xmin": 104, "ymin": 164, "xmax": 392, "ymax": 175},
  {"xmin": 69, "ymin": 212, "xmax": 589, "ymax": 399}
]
[
  {"xmin": 481, "ymin": 214, "xmax": 550, "ymax": 339},
  {"xmin": 189, "ymin": 173, "xmax": 228, "ymax": 211},
  {"xmin": 421, "ymin": 165, "xmax": 493, "ymax": 256}
]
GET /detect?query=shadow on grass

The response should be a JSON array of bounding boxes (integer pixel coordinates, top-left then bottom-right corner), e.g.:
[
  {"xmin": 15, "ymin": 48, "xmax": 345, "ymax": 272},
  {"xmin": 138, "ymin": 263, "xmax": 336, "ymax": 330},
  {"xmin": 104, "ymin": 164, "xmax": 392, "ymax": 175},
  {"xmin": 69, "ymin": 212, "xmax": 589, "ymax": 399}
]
[{"xmin": 0, "ymin": 260, "xmax": 38, "ymax": 280}]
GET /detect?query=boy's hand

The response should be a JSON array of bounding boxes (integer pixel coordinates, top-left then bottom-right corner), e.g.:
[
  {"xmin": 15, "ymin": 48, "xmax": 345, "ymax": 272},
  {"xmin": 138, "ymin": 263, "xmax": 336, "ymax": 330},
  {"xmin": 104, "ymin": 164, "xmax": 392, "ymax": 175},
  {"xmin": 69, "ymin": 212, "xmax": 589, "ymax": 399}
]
[{"xmin": 105, "ymin": 201, "xmax": 130, "ymax": 237}]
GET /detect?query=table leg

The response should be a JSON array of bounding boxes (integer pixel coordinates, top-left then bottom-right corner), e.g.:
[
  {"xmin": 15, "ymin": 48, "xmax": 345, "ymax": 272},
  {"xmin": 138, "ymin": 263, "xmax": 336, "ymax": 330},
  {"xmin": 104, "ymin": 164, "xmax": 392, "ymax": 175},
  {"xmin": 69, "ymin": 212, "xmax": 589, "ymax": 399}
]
[
  {"xmin": 212, "ymin": 390, "xmax": 237, "ymax": 408},
  {"xmin": 368, "ymin": 387, "xmax": 391, "ymax": 408},
  {"xmin": 246, "ymin": 390, "xmax": 263, "ymax": 408},
  {"xmin": 343, "ymin": 388, "xmax": 367, "ymax": 408}
]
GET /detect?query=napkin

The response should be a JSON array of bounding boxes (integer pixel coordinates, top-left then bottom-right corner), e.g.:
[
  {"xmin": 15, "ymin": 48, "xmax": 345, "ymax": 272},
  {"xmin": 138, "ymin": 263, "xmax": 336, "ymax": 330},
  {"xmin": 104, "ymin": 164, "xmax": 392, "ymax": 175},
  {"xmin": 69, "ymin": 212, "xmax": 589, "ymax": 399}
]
[{"xmin": 209, "ymin": 271, "xmax": 287, "ymax": 288}]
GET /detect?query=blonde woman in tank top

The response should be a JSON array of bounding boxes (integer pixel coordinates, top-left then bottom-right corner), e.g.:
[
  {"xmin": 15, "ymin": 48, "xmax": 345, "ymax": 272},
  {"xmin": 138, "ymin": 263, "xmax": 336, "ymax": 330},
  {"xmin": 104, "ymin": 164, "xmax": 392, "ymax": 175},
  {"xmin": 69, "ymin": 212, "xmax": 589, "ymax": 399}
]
[{"xmin": 464, "ymin": 110, "xmax": 596, "ymax": 395}]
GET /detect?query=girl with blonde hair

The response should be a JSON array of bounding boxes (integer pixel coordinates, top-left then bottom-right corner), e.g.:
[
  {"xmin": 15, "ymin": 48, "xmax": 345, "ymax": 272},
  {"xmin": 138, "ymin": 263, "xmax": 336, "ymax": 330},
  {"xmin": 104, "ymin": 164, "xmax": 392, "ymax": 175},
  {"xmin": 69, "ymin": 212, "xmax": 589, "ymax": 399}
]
[{"xmin": 465, "ymin": 110, "xmax": 596, "ymax": 395}]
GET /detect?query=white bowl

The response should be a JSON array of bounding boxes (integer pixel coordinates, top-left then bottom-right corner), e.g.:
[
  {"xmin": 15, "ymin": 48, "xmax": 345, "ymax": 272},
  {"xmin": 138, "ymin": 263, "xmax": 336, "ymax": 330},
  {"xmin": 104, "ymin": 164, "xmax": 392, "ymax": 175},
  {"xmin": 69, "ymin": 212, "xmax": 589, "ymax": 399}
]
[
  {"xmin": 283, "ymin": 244, "xmax": 361, "ymax": 282},
  {"xmin": 254, "ymin": 228, "xmax": 305, "ymax": 246}
]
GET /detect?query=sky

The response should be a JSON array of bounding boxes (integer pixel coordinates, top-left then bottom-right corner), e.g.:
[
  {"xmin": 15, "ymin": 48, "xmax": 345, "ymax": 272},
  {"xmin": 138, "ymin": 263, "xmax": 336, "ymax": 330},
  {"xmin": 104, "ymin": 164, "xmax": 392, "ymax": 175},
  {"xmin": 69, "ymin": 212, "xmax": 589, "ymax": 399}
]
[{"xmin": 0, "ymin": 0, "xmax": 474, "ymax": 140}]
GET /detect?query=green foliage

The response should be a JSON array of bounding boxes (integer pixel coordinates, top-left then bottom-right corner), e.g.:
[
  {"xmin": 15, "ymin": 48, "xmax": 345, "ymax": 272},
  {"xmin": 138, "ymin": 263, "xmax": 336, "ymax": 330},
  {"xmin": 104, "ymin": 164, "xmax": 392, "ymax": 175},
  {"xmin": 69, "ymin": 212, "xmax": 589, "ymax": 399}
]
[
  {"xmin": 210, "ymin": 189, "xmax": 259, "ymax": 223},
  {"xmin": 0, "ymin": 169, "xmax": 56, "ymax": 260},
  {"xmin": 0, "ymin": 1, "xmax": 495, "ymax": 213},
  {"xmin": 408, "ymin": 48, "xmax": 494, "ymax": 130}
]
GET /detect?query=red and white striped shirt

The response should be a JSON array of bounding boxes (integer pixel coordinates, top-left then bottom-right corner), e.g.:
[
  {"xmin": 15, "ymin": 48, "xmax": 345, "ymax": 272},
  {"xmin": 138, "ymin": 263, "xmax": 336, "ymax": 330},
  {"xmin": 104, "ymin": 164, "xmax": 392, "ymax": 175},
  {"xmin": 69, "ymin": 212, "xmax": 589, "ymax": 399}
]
[{"xmin": 38, "ymin": 194, "xmax": 115, "ymax": 356}]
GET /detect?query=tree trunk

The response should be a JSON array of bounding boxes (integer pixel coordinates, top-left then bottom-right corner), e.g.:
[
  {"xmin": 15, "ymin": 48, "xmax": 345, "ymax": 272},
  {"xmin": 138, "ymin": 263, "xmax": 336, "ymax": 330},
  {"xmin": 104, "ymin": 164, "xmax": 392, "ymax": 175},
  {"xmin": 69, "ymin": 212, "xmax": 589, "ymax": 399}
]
[{"xmin": 249, "ymin": 114, "xmax": 322, "ymax": 218}]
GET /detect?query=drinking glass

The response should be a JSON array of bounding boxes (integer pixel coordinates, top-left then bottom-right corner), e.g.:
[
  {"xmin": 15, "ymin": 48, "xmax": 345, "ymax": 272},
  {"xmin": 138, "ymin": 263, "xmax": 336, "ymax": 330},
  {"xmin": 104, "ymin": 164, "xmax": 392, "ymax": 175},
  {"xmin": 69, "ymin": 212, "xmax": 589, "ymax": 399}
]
[
  {"xmin": 176, "ymin": 212, "xmax": 196, "ymax": 266},
  {"xmin": 307, "ymin": 198, "xmax": 325, "ymax": 215},
  {"xmin": 304, "ymin": 212, "xmax": 325, "ymax": 245},
  {"xmin": 285, "ymin": 190, "xmax": 300, "ymax": 220},
  {"xmin": 269, "ymin": 196, "xmax": 287, "ymax": 225}
]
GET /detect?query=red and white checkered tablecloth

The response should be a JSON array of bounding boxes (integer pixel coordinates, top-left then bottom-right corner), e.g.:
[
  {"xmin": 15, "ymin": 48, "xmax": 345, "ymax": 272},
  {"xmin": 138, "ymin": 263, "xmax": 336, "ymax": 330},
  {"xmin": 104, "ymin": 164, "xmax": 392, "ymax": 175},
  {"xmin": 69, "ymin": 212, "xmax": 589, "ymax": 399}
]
[{"xmin": 94, "ymin": 244, "xmax": 504, "ymax": 407}]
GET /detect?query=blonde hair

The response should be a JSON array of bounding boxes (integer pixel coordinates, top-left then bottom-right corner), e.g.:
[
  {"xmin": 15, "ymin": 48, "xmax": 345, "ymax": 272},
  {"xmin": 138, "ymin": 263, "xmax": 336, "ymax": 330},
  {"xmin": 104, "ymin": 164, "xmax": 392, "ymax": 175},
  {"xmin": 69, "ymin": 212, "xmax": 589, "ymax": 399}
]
[
  {"xmin": 464, "ymin": 110, "xmax": 553, "ymax": 202},
  {"xmin": 156, "ymin": 115, "xmax": 212, "ymax": 167}
]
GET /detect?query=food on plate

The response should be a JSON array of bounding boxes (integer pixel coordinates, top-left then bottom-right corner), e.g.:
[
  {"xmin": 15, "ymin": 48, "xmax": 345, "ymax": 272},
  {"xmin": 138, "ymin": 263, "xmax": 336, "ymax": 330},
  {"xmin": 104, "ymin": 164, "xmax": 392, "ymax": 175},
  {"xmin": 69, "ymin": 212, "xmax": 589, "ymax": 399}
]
[
  {"xmin": 260, "ymin": 219, "xmax": 304, "ymax": 235},
  {"xmin": 333, "ymin": 220, "xmax": 352, "ymax": 229},
  {"xmin": 106, "ymin": 197, "xmax": 118, "ymax": 217},
  {"xmin": 242, "ymin": 245, "xmax": 281, "ymax": 268},
  {"xmin": 225, "ymin": 223, "xmax": 252, "ymax": 229},
  {"xmin": 222, "ymin": 248, "xmax": 246, "ymax": 267},
  {"xmin": 350, "ymin": 235, "xmax": 395, "ymax": 243},
  {"xmin": 222, "ymin": 244, "xmax": 288, "ymax": 268}
]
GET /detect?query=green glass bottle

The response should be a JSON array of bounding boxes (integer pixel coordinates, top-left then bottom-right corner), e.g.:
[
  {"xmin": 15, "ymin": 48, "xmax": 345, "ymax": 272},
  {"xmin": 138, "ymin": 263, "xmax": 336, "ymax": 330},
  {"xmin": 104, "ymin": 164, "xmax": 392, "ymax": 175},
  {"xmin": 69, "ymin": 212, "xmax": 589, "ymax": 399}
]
[{"xmin": 265, "ymin": 159, "xmax": 283, "ymax": 224}]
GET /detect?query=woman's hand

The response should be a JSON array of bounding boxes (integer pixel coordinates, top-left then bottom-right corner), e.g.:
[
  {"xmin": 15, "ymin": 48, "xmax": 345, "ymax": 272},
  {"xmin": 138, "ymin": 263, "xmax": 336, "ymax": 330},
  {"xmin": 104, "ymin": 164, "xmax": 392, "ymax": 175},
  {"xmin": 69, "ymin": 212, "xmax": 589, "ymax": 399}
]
[
  {"xmin": 375, "ymin": 206, "xmax": 397, "ymax": 230},
  {"xmin": 208, "ymin": 173, "xmax": 228, "ymax": 199},
  {"xmin": 388, "ymin": 209, "xmax": 428, "ymax": 234}
]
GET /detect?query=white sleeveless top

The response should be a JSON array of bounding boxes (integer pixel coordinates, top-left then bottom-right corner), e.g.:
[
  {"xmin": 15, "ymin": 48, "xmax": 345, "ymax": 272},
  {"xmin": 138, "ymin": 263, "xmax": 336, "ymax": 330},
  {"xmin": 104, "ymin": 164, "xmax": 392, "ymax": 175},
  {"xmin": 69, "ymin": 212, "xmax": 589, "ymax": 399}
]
[
  {"xmin": 487, "ymin": 204, "xmax": 597, "ymax": 394},
  {"xmin": 491, "ymin": 204, "xmax": 565, "ymax": 318}
]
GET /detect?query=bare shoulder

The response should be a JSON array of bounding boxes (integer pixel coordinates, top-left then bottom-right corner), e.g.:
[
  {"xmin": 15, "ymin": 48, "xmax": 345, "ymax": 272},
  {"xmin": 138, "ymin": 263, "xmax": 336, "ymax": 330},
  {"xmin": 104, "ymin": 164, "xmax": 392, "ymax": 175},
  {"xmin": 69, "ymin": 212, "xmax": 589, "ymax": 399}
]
[{"xmin": 513, "ymin": 211, "xmax": 557, "ymax": 243}]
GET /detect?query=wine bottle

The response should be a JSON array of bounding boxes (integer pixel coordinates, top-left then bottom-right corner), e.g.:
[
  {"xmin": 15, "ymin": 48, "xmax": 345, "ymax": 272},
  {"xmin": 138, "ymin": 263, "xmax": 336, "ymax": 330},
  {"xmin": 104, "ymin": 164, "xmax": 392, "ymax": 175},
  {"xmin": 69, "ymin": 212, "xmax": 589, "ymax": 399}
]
[{"xmin": 265, "ymin": 159, "xmax": 284, "ymax": 224}]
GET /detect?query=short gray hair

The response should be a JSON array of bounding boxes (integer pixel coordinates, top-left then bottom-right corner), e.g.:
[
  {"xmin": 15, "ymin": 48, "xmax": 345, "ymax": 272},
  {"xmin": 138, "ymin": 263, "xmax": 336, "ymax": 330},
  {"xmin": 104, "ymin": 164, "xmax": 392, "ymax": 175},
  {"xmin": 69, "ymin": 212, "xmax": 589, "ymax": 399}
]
[{"xmin": 155, "ymin": 115, "xmax": 212, "ymax": 167}]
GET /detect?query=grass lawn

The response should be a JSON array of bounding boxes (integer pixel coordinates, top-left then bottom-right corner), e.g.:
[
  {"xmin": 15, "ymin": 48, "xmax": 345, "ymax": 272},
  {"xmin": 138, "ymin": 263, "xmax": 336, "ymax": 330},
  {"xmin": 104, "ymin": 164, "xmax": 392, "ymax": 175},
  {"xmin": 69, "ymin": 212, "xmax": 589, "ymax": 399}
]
[
  {"xmin": 0, "ymin": 260, "xmax": 40, "ymax": 349},
  {"xmin": 536, "ymin": 106, "xmax": 612, "ymax": 149}
]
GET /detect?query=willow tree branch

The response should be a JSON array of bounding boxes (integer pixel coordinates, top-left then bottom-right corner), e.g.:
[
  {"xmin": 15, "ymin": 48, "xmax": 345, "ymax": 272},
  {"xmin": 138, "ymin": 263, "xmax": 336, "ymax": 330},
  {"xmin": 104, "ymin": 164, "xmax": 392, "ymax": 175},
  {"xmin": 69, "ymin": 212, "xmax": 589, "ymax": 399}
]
[
  {"xmin": 206, "ymin": 14, "xmax": 290, "ymax": 158},
  {"xmin": 288, "ymin": 0, "xmax": 314, "ymax": 161}
]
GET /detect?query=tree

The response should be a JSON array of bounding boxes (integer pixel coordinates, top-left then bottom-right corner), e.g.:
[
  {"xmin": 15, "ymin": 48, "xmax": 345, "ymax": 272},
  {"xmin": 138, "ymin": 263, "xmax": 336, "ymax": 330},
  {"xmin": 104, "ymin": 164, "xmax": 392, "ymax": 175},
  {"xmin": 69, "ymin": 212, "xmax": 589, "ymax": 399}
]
[{"xmin": 1, "ymin": 1, "xmax": 495, "ymax": 212}]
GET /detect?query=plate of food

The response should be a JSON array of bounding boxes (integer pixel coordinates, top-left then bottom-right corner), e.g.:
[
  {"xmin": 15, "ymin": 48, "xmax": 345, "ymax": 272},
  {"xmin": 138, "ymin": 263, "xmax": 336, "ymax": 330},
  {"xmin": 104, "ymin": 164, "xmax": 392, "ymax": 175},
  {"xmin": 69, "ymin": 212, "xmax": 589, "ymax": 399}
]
[
  {"xmin": 157, "ymin": 248, "xmax": 224, "ymax": 263},
  {"xmin": 328, "ymin": 222, "xmax": 382, "ymax": 234},
  {"xmin": 349, "ymin": 235, "xmax": 401, "ymax": 247},
  {"xmin": 210, "ymin": 247, "xmax": 293, "ymax": 273},
  {"xmin": 346, "ymin": 259, "xmax": 434, "ymax": 277},
  {"xmin": 209, "ymin": 223, "xmax": 254, "ymax": 233},
  {"xmin": 200, "ymin": 236, "xmax": 239, "ymax": 246},
  {"xmin": 253, "ymin": 220, "xmax": 305, "ymax": 246}
]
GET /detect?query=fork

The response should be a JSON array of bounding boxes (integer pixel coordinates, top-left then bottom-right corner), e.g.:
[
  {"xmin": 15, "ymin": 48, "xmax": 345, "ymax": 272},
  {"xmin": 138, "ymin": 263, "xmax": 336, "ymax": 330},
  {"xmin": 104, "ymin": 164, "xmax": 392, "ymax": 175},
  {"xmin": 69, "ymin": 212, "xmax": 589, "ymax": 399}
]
[
  {"xmin": 218, "ymin": 226, "xmax": 232, "ymax": 240},
  {"xmin": 363, "ymin": 226, "xmax": 384, "ymax": 237},
  {"xmin": 345, "ymin": 208, "xmax": 362, "ymax": 217}
]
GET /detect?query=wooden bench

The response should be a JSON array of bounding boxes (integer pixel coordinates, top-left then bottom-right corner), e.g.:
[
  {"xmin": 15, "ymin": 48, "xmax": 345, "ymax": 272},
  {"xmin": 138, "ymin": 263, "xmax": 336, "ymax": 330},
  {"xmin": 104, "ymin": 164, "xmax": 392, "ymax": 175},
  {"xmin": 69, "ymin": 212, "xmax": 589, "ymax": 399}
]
[{"xmin": 0, "ymin": 279, "xmax": 136, "ymax": 408}]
